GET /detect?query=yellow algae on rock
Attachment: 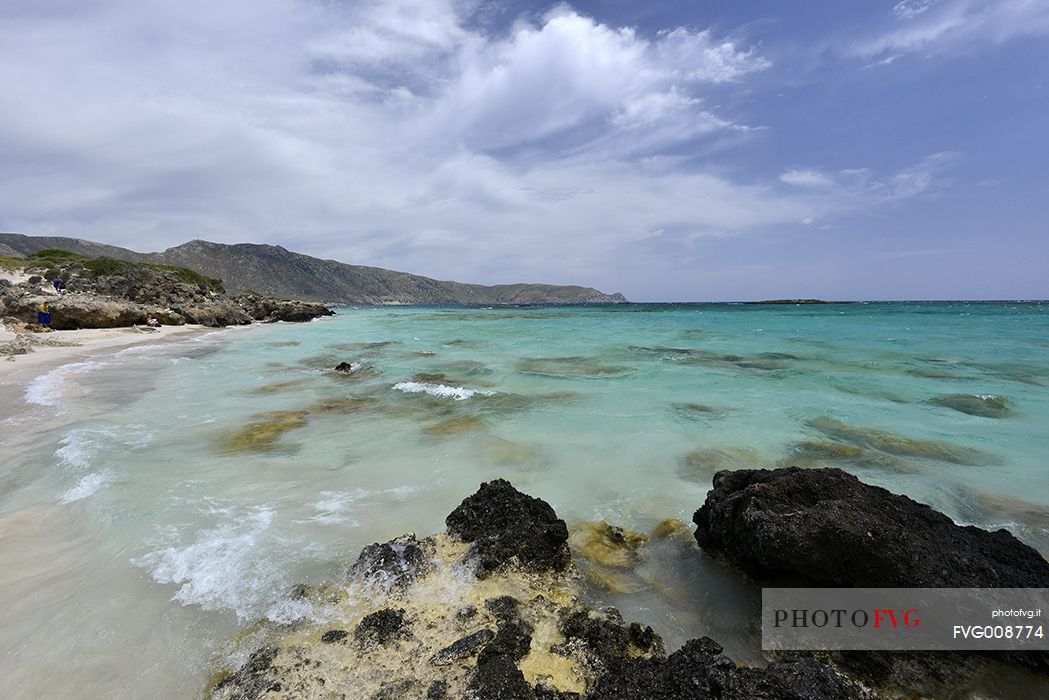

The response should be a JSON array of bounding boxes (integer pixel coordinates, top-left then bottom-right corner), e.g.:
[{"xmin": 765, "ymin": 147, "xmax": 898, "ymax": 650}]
[
  {"xmin": 677, "ymin": 446, "xmax": 760, "ymax": 482},
  {"xmin": 245, "ymin": 378, "xmax": 308, "ymax": 395},
  {"xmin": 216, "ymin": 410, "xmax": 310, "ymax": 452},
  {"xmin": 569, "ymin": 522, "xmax": 649, "ymax": 569},
  {"xmin": 306, "ymin": 396, "xmax": 376, "ymax": 415},
  {"xmin": 650, "ymin": 518, "xmax": 691, "ymax": 540},
  {"xmin": 424, "ymin": 415, "xmax": 487, "ymax": 436}
]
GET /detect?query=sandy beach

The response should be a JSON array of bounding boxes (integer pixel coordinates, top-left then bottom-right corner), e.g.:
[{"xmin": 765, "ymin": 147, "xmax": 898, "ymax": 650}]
[{"xmin": 0, "ymin": 324, "xmax": 218, "ymax": 419}]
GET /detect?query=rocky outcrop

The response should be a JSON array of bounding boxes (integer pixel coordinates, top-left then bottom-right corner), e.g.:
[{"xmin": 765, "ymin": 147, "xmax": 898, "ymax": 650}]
[
  {"xmin": 0, "ymin": 251, "xmax": 334, "ymax": 328},
  {"xmin": 692, "ymin": 467, "xmax": 1049, "ymax": 588},
  {"xmin": 693, "ymin": 467, "xmax": 1049, "ymax": 695},
  {"xmin": 234, "ymin": 294, "xmax": 335, "ymax": 323},
  {"xmin": 209, "ymin": 480, "xmax": 860, "ymax": 700},
  {"xmin": 2, "ymin": 293, "xmax": 184, "ymax": 330},
  {"xmin": 446, "ymin": 478, "xmax": 571, "ymax": 579}
]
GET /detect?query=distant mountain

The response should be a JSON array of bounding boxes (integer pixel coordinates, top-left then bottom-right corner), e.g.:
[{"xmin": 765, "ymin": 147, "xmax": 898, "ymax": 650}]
[{"xmin": 0, "ymin": 234, "xmax": 626, "ymax": 304}]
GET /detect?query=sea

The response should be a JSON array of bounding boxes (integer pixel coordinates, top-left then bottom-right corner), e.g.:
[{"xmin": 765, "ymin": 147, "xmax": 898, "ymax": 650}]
[{"xmin": 1, "ymin": 302, "xmax": 1047, "ymax": 698}]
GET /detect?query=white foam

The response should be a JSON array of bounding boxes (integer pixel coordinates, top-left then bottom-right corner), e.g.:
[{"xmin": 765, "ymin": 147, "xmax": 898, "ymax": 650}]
[
  {"xmin": 309, "ymin": 485, "xmax": 421, "ymax": 525},
  {"xmin": 132, "ymin": 507, "xmax": 282, "ymax": 619},
  {"xmin": 24, "ymin": 359, "xmax": 101, "ymax": 408},
  {"xmin": 392, "ymin": 381, "xmax": 494, "ymax": 401},
  {"xmin": 310, "ymin": 490, "xmax": 366, "ymax": 526},
  {"xmin": 54, "ymin": 426, "xmax": 153, "ymax": 472},
  {"xmin": 58, "ymin": 470, "xmax": 114, "ymax": 504}
]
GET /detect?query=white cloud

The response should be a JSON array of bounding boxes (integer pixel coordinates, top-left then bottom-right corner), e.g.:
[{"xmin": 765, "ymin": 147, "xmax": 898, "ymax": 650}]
[
  {"xmin": 0, "ymin": 1, "xmax": 955, "ymax": 298},
  {"xmin": 779, "ymin": 152, "xmax": 960, "ymax": 203},
  {"xmin": 893, "ymin": 1, "xmax": 938, "ymax": 20},
  {"xmin": 780, "ymin": 169, "xmax": 837, "ymax": 188},
  {"xmin": 856, "ymin": 0, "xmax": 1049, "ymax": 59}
]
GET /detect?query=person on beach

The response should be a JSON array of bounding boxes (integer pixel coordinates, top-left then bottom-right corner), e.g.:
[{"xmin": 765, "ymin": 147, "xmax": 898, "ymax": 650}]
[
  {"xmin": 146, "ymin": 317, "xmax": 161, "ymax": 328},
  {"xmin": 37, "ymin": 302, "xmax": 52, "ymax": 327},
  {"xmin": 52, "ymin": 278, "xmax": 65, "ymax": 294}
]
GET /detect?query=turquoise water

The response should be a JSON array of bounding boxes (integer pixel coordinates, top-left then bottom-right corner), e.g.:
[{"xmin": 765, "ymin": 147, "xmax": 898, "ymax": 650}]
[{"xmin": 2, "ymin": 302, "xmax": 1048, "ymax": 698}]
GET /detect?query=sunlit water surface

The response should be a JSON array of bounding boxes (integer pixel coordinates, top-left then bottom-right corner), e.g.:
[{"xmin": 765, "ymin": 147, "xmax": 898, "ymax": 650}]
[{"xmin": 2, "ymin": 303, "xmax": 1048, "ymax": 698}]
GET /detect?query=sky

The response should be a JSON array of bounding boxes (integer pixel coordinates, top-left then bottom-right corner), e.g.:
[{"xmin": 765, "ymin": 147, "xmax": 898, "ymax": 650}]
[{"xmin": 1, "ymin": 1, "xmax": 1047, "ymax": 300}]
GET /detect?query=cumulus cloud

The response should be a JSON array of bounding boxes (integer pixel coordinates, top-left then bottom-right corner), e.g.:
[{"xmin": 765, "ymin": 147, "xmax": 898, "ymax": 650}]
[{"xmin": 0, "ymin": 1, "xmax": 952, "ymax": 297}]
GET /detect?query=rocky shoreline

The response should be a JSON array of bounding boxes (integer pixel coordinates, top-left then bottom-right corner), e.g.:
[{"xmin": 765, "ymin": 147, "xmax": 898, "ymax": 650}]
[
  {"xmin": 0, "ymin": 249, "xmax": 333, "ymax": 334},
  {"xmin": 208, "ymin": 471, "xmax": 1049, "ymax": 699}
]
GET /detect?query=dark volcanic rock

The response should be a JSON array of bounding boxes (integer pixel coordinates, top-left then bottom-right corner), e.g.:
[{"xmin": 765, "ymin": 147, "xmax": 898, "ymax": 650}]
[
  {"xmin": 355, "ymin": 608, "xmax": 409, "ymax": 646},
  {"xmin": 468, "ymin": 620, "xmax": 536, "ymax": 700},
  {"xmin": 320, "ymin": 629, "xmax": 348, "ymax": 643},
  {"xmin": 560, "ymin": 610, "xmax": 660, "ymax": 663},
  {"xmin": 446, "ymin": 479, "xmax": 570, "ymax": 578},
  {"xmin": 693, "ymin": 467, "xmax": 1049, "ymax": 587},
  {"xmin": 348, "ymin": 533, "xmax": 434, "ymax": 590},
  {"xmin": 213, "ymin": 646, "xmax": 281, "ymax": 698},
  {"xmin": 587, "ymin": 636, "xmax": 861, "ymax": 700},
  {"xmin": 484, "ymin": 595, "xmax": 521, "ymax": 621},
  {"xmin": 431, "ymin": 629, "xmax": 496, "ymax": 666}
]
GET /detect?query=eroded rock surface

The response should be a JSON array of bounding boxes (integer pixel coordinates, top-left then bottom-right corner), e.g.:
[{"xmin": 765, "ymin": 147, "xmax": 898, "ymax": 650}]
[
  {"xmin": 693, "ymin": 467, "xmax": 1049, "ymax": 588},
  {"xmin": 446, "ymin": 478, "xmax": 571, "ymax": 579},
  {"xmin": 693, "ymin": 467, "xmax": 1049, "ymax": 695}
]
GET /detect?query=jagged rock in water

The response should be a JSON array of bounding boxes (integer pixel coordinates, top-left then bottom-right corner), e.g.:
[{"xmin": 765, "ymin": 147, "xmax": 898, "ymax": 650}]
[
  {"xmin": 693, "ymin": 467, "xmax": 1049, "ymax": 588},
  {"xmin": 209, "ymin": 480, "xmax": 858, "ymax": 700},
  {"xmin": 446, "ymin": 479, "xmax": 571, "ymax": 579},
  {"xmin": 693, "ymin": 467, "xmax": 1049, "ymax": 693},
  {"xmin": 348, "ymin": 533, "xmax": 434, "ymax": 591}
]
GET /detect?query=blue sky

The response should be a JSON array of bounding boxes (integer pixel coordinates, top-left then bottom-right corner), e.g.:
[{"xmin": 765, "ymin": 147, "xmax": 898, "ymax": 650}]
[{"xmin": 0, "ymin": 1, "xmax": 1046, "ymax": 300}]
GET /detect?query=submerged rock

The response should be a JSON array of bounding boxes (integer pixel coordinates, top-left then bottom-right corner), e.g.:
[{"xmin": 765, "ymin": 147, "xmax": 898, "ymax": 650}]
[
  {"xmin": 693, "ymin": 467, "xmax": 1049, "ymax": 588},
  {"xmin": 516, "ymin": 356, "xmax": 633, "ymax": 379},
  {"xmin": 446, "ymin": 479, "xmax": 571, "ymax": 579},
  {"xmin": 677, "ymin": 447, "xmax": 761, "ymax": 482},
  {"xmin": 570, "ymin": 522, "xmax": 650, "ymax": 594},
  {"xmin": 425, "ymin": 415, "xmax": 488, "ymax": 437},
  {"xmin": 805, "ymin": 416, "xmax": 996, "ymax": 465},
  {"xmin": 306, "ymin": 396, "xmax": 376, "ymax": 415},
  {"xmin": 927, "ymin": 393, "xmax": 1013, "ymax": 418},
  {"xmin": 217, "ymin": 410, "xmax": 310, "ymax": 453},
  {"xmin": 569, "ymin": 522, "xmax": 648, "ymax": 569},
  {"xmin": 778, "ymin": 439, "xmax": 912, "ymax": 473},
  {"xmin": 670, "ymin": 402, "xmax": 726, "ymax": 421}
]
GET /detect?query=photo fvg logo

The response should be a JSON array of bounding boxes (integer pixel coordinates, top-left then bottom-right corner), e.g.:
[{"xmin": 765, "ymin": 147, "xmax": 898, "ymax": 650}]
[
  {"xmin": 763, "ymin": 588, "xmax": 1048, "ymax": 651},
  {"xmin": 772, "ymin": 608, "xmax": 922, "ymax": 630}
]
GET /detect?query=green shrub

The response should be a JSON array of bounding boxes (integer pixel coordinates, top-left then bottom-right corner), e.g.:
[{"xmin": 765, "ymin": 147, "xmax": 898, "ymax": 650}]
[
  {"xmin": 27, "ymin": 249, "xmax": 89, "ymax": 265},
  {"xmin": 145, "ymin": 263, "xmax": 224, "ymax": 292}
]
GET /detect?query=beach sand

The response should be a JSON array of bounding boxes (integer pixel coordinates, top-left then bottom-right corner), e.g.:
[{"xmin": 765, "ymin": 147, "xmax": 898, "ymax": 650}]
[{"xmin": 0, "ymin": 324, "xmax": 218, "ymax": 418}]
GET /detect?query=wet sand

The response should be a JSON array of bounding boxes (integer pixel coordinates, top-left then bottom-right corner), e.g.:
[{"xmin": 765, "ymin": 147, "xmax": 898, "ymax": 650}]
[{"xmin": 0, "ymin": 325, "xmax": 218, "ymax": 423}]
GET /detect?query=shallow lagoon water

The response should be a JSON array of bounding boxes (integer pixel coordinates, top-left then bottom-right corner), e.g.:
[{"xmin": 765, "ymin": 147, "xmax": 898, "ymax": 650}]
[{"xmin": 1, "ymin": 302, "xmax": 1048, "ymax": 698}]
